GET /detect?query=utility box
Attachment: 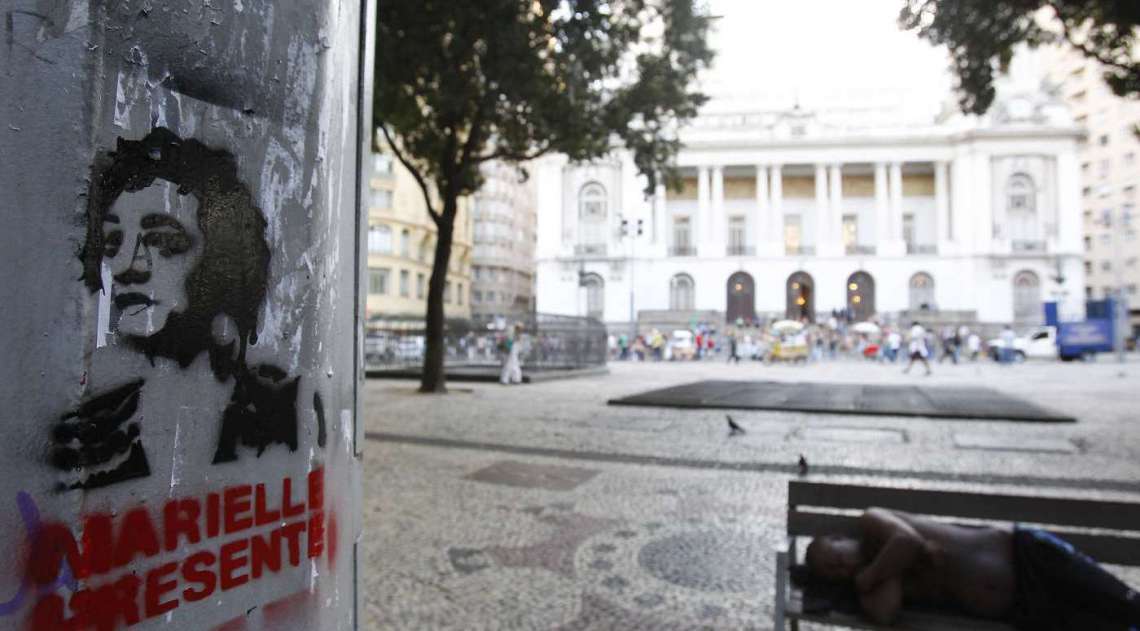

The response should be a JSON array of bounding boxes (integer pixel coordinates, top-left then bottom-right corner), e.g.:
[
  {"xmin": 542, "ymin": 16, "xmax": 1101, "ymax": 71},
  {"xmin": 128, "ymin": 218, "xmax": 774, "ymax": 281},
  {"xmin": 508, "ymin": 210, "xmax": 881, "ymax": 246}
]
[{"xmin": 0, "ymin": 1, "xmax": 370, "ymax": 628}]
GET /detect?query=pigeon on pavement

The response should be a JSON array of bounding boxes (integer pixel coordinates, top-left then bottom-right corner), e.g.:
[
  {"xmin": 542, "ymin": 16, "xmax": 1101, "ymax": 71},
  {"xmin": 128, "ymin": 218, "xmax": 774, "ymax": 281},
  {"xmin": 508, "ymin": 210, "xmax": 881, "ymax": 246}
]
[
  {"xmin": 798, "ymin": 454, "xmax": 809, "ymax": 477},
  {"xmin": 726, "ymin": 414, "xmax": 745, "ymax": 436}
]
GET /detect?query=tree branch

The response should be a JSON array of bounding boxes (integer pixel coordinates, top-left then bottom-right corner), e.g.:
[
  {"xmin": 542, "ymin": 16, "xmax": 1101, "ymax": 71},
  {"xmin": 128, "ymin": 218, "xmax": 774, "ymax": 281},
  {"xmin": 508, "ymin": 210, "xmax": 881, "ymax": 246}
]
[
  {"xmin": 377, "ymin": 122, "xmax": 442, "ymax": 226},
  {"xmin": 458, "ymin": 100, "xmax": 488, "ymax": 172},
  {"xmin": 474, "ymin": 141, "xmax": 554, "ymax": 164},
  {"xmin": 1045, "ymin": 1, "xmax": 1137, "ymax": 77}
]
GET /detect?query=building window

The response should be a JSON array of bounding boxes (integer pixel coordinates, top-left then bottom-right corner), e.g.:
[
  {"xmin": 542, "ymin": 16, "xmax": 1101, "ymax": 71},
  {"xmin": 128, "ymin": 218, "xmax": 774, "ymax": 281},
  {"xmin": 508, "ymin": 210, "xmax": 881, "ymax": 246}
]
[
  {"xmin": 1099, "ymin": 159, "xmax": 1110, "ymax": 178},
  {"xmin": 1085, "ymin": 286, "xmax": 1094, "ymax": 299},
  {"xmin": 457, "ymin": 283, "xmax": 464, "ymax": 306},
  {"xmin": 400, "ymin": 229, "xmax": 410, "ymax": 257},
  {"xmin": 671, "ymin": 216, "xmax": 692, "ymax": 255},
  {"xmin": 909, "ymin": 272, "xmax": 935, "ymax": 311},
  {"xmin": 1099, "ymin": 134, "xmax": 1110, "ymax": 146},
  {"xmin": 578, "ymin": 182, "xmax": 608, "ymax": 254},
  {"xmin": 473, "ymin": 290, "xmax": 482, "ymax": 304},
  {"xmin": 1007, "ymin": 174, "xmax": 1039, "ymax": 248},
  {"xmin": 1084, "ymin": 236, "xmax": 1092, "ymax": 251},
  {"xmin": 1084, "ymin": 261, "xmax": 1093, "ymax": 275},
  {"xmin": 399, "ymin": 270, "xmax": 410, "ymax": 297},
  {"xmin": 372, "ymin": 153, "xmax": 393, "ymax": 174},
  {"xmin": 371, "ymin": 189, "xmax": 393, "ymax": 209},
  {"xmin": 368, "ymin": 225, "xmax": 392, "ymax": 254},
  {"xmin": 582, "ymin": 273, "xmax": 604, "ymax": 320},
  {"xmin": 368, "ymin": 268, "xmax": 390, "ymax": 295},
  {"xmin": 784, "ymin": 215, "xmax": 802, "ymax": 255},
  {"xmin": 670, "ymin": 274, "xmax": 695, "ymax": 310},
  {"xmin": 444, "ymin": 281, "xmax": 452, "ymax": 304},
  {"xmin": 416, "ymin": 273, "xmax": 425, "ymax": 299},
  {"xmin": 1007, "ymin": 173, "xmax": 1035, "ymax": 212},
  {"xmin": 1102, "ymin": 261, "xmax": 1112, "ymax": 272},
  {"xmin": 902, "ymin": 214, "xmax": 916, "ymax": 250},
  {"xmin": 842, "ymin": 214, "xmax": 858, "ymax": 253},
  {"xmin": 727, "ymin": 216, "xmax": 747, "ymax": 255}
]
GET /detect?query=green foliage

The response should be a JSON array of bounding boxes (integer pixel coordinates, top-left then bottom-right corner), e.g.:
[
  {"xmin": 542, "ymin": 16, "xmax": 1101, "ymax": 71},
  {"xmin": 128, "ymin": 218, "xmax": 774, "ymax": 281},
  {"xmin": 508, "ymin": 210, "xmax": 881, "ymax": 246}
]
[
  {"xmin": 899, "ymin": 0, "xmax": 1140, "ymax": 115},
  {"xmin": 374, "ymin": 0, "xmax": 714, "ymax": 210}
]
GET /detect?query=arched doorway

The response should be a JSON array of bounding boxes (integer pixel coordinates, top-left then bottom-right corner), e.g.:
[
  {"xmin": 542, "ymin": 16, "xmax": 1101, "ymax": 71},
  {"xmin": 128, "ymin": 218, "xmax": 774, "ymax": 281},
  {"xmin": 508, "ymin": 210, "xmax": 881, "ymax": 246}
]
[
  {"xmin": 1012, "ymin": 270, "xmax": 1041, "ymax": 323},
  {"xmin": 582, "ymin": 273, "xmax": 605, "ymax": 320},
  {"xmin": 909, "ymin": 272, "xmax": 935, "ymax": 311},
  {"xmin": 786, "ymin": 271, "xmax": 814, "ymax": 322},
  {"xmin": 726, "ymin": 271, "xmax": 756, "ymax": 324},
  {"xmin": 846, "ymin": 271, "xmax": 875, "ymax": 321},
  {"xmin": 670, "ymin": 273, "xmax": 695, "ymax": 310}
]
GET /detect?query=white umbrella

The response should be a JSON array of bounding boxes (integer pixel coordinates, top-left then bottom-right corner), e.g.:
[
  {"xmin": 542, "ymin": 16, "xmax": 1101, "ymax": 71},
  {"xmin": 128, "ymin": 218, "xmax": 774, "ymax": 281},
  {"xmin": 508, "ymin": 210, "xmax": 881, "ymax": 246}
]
[
  {"xmin": 770, "ymin": 319, "xmax": 805, "ymax": 333},
  {"xmin": 852, "ymin": 321, "xmax": 881, "ymax": 335}
]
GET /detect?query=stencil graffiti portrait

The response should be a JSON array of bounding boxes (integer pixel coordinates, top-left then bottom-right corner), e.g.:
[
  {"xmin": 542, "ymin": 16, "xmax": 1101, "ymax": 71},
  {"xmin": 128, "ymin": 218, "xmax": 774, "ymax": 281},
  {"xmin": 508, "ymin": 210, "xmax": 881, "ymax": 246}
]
[
  {"xmin": 51, "ymin": 129, "xmax": 305, "ymax": 491},
  {"xmin": 0, "ymin": 0, "xmax": 367, "ymax": 627}
]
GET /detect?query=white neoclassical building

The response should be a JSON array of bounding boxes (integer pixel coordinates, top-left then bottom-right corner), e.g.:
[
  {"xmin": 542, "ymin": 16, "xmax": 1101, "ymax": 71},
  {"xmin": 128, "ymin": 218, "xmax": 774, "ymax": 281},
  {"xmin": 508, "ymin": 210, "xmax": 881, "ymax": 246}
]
[{"xmin": 535, "ymin": 85, "xmax": 1087, "ymax": 331}]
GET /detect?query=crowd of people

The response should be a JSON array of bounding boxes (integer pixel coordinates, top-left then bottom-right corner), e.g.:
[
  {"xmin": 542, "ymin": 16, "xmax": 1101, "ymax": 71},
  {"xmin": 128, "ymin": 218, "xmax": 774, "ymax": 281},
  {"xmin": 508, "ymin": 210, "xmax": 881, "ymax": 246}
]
[{"xmin": 605, "ymin": 313, "xmax": 1026, "ymax": 371}]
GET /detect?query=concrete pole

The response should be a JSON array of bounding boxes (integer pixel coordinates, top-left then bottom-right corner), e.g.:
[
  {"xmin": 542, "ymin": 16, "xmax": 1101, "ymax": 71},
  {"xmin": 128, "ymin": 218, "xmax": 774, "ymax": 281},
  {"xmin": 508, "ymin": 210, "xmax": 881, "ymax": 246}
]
[{"xmin": 0, "ymin": 2, "xmax": 369, "ymax": 629}]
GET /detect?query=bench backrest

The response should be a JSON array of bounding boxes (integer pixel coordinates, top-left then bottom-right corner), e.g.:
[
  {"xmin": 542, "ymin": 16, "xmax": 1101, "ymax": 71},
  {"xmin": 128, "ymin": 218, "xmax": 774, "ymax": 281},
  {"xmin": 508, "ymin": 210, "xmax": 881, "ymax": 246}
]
[{"xmin": 788, "ymin": 481, "xmax": 1140, "ymax": 566}]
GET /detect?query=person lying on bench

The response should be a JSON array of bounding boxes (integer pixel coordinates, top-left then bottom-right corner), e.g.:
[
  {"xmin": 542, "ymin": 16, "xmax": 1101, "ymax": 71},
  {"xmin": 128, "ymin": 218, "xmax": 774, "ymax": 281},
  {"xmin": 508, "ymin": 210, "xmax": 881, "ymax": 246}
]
[{"xmin": 805, "ymin": 507, "xmax": 1140, "ymax": 629}]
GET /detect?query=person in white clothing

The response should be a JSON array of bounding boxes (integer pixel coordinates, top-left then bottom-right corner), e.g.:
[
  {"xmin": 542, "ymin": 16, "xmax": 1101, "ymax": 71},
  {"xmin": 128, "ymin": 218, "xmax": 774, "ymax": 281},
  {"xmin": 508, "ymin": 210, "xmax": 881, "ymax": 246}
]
[
  {"xmin": 500, "ymin": 324, "xmax": 524, "ymax": 385},
  {"xmin": 903, "ymin": 321, "xmax": 932, "ymax": 376}
]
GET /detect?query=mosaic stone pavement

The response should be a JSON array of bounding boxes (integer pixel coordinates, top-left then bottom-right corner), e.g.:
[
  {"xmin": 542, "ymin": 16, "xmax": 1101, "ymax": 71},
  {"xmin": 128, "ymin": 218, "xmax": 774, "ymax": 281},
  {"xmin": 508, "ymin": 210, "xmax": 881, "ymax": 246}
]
[{"xmin": 362, "ymin": 358, "xmax": 1140, "ymax": 629}]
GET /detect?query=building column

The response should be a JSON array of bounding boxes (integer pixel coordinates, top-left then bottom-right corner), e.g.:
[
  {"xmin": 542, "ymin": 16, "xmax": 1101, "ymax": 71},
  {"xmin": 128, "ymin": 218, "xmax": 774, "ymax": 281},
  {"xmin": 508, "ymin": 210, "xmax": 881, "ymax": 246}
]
[
  {"xmin": 874, "ymin": 162, "xmax": 889, "ymax": 254},
  {"xmin": 934, "ymin": 160, "xmax": 950, "ymax": 254},
  {"xmin": 653, "ymin": 180, "xmax": 667, "ymax": 257},
  {"xmin": 814, "ymin": 163, "xmax": 829, "ymax": 256},
  {"xmin": 697, "ymin": 166, "xmax": 709, "ymax": 256},
  {"xmin": 771, "ymin": 164, "xmax": 784, "ymax": 255},
  {"xmin": 755, "ymin": 164, "xmax": 770, "ymax": 254},
  {"xmin": 883, "ymin": 161, "xmax": 906, "ymax": 256},
  {"xmin": 710, "ymin": 165, "xmax": 724, "ymax": 257},
  {"xmin": 827, "ymin": 163, "xmax": 843, "ymax": 256}
]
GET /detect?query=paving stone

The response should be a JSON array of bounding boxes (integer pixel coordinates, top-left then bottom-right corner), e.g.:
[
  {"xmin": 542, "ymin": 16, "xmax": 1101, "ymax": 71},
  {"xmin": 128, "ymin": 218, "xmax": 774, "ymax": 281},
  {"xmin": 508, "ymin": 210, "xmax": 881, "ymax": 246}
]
[{"xmin": 796, "ymin": 426, "xmax": 908, "ymax": 444}]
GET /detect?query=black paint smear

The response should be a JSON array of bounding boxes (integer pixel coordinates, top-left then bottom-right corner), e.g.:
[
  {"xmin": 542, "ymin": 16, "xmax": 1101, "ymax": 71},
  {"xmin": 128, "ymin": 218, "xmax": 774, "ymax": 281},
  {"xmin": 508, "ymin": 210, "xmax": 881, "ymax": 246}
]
[
  {"xmin": 313, "ymin": 391, "xmax": 327, "ymax": 448},
  {"xmin": 50, "ymin": 380, "xmax": 150, "ymax": 490},
  {"xmin": 212, "ymin": 366, "xmax": 300, "ymax": 464}
]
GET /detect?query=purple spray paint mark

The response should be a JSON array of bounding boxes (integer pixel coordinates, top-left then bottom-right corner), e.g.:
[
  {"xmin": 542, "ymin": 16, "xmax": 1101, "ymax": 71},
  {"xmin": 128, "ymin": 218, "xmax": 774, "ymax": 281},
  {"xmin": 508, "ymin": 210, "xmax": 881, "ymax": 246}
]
[{"xmin": 0, "ymin": 491, "xmax": 77, "ymax": 615}]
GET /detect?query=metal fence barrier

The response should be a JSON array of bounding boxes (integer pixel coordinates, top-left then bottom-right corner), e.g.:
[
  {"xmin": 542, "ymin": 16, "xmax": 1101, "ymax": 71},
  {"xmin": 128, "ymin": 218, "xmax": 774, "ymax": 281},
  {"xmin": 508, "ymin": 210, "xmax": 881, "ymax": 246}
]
[{"xmin": 364, "ymin": 313, "xmax": 607, "ymax": 370}]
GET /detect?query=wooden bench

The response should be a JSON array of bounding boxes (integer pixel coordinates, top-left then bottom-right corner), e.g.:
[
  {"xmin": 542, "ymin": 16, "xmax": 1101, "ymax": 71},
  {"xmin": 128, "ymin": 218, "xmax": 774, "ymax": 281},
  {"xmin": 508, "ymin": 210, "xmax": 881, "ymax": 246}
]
[{"xmin": 773, "ymin": 481, "xmax": 1140, "ymax": 630}]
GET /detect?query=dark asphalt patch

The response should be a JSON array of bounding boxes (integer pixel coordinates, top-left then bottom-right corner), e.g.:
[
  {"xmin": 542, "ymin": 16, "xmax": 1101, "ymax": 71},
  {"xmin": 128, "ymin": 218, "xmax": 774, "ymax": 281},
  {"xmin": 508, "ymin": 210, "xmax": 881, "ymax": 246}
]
[{"xmin": 607, "ymin": 380, "xmax": 1074, "ymax": 423}]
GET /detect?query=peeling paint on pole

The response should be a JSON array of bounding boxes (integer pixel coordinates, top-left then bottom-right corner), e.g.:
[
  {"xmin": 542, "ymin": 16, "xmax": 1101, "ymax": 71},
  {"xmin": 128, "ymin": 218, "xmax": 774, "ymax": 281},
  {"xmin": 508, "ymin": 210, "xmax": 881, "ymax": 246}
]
[{"xmin": 0, "ymin": 0, "xmax": 369, "ymax": 629}]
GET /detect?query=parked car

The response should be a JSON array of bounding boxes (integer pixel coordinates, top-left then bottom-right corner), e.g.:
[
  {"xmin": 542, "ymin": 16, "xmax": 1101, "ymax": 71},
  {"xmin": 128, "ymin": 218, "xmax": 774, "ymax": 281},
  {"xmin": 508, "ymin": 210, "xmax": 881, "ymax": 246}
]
[
  {"xmin": 987, "ymin": 327, "xmax": 1058, "ymax": 361},
  {"xmin": 364, "ymin": 331, "xmax": 396, "ymax": 364},
  {"xmin": 666, "ymin": 330, "xmax": 696, "ymax": 361}
]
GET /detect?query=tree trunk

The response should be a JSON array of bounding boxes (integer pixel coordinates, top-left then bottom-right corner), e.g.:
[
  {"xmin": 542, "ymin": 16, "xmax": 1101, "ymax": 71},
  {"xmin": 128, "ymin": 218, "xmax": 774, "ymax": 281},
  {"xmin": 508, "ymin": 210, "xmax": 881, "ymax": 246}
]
[{"xmin": 419, "ymin": 194, "xmax": 457, "ymax": 393}]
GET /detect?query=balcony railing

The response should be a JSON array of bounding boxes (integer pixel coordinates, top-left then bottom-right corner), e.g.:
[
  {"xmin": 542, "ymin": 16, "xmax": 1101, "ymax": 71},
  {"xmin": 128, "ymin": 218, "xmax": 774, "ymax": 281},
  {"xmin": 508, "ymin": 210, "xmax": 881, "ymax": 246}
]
[
  {"xmin": 906, "ymin": 243, "xmax": 938, "ymax": 255},
  {"xmin": 726, "ymin": 245, "xmax": 755, "ymax": 256},
  {"xmin": 786, "ymin": 245, "xmax": 816, "ymax": 256},
  {"xmin": 1012, "ymin": 239, "xmax": 1046, "ymax": 253},
  {"xmin": 846, "ymin": 244, "xmax": 877, "ymax": 255},
  {"xmin": 669, "ymin": 245, "xmax": 696, "ymax": 257}
]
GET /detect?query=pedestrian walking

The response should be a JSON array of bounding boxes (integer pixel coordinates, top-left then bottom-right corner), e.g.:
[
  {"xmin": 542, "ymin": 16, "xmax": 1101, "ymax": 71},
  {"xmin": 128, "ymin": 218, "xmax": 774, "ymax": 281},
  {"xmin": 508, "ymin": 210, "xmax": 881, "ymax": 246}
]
[
  {"xmin": 903, "ymin": 321, "xmax": 932, "ymax": 376},
  {"xmin": 886, "ymin": 327, "xmax": 902, "ymax": 363},
  {"xmin": 727, "ymin": 332, "xmax": 740, "ymax": 364},
  {"xmin": 967, "ymin": 331, "xmax": 981, "ymax": 361},
  {"xmin": 938, "ymin": 325, "xmax": 958, "ymax": 364},
  {"xmin": 1000, "ymin": 324, "xmax": 1017, "ymax": 364},
  {"xmin": 499, "ymin": 324, "xmax": 523, "ymax": 385}
]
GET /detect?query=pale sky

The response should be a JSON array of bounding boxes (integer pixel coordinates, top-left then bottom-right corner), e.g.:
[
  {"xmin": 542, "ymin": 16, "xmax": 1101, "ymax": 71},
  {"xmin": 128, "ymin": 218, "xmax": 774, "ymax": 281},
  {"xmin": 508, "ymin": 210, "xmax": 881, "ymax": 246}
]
[{"xmin": 700, "ymin": 0, "xmax": 954, "ymax": 121}]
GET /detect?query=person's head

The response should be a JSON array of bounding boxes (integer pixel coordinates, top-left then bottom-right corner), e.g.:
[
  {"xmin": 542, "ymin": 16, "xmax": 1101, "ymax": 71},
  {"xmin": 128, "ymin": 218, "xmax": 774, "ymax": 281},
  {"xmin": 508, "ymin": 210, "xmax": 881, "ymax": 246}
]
[
  {"xmin": 81, "ymin": 127, "xmax": 270, "ymax": 369},
  {"xmin": 805, "ymin": 534, "xmax": 863, "ymax": 581},
  {"xmin": 911, "ymin": 321, "xmax": 919, "ymax": 328}
]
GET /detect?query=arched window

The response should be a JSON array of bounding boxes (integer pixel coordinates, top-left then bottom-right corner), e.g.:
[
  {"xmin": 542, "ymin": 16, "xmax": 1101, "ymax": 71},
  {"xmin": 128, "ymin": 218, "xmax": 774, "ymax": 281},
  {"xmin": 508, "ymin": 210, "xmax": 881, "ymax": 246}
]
[
  {"xmin": 909, "ymin": 272, "xmax": 935, "ymax": 311},
  {"xmin": 1007, "ymin": 174, "xmax": 1040, "ymax": 249},
  {"xmin": 582, "ymin": 273, "xmax": 605, "ymax": 320},
  {"xmin": 368, "ymin": 224, "xmax": 392, "ymax": 254},
  {"xmin": 578, "ymin": 182, "xmax": 608, "ymax": 254},
  {"xmin": 1013, "ymin": 270, "xmax": 1042, "ymax": 323},
  {"xmin": 670, "ymin": 274, "xmax": 695, "ymax": 310},
  {"xmin": 400, "ymin": 229, "xmax": 411, "ymax": 257}
]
